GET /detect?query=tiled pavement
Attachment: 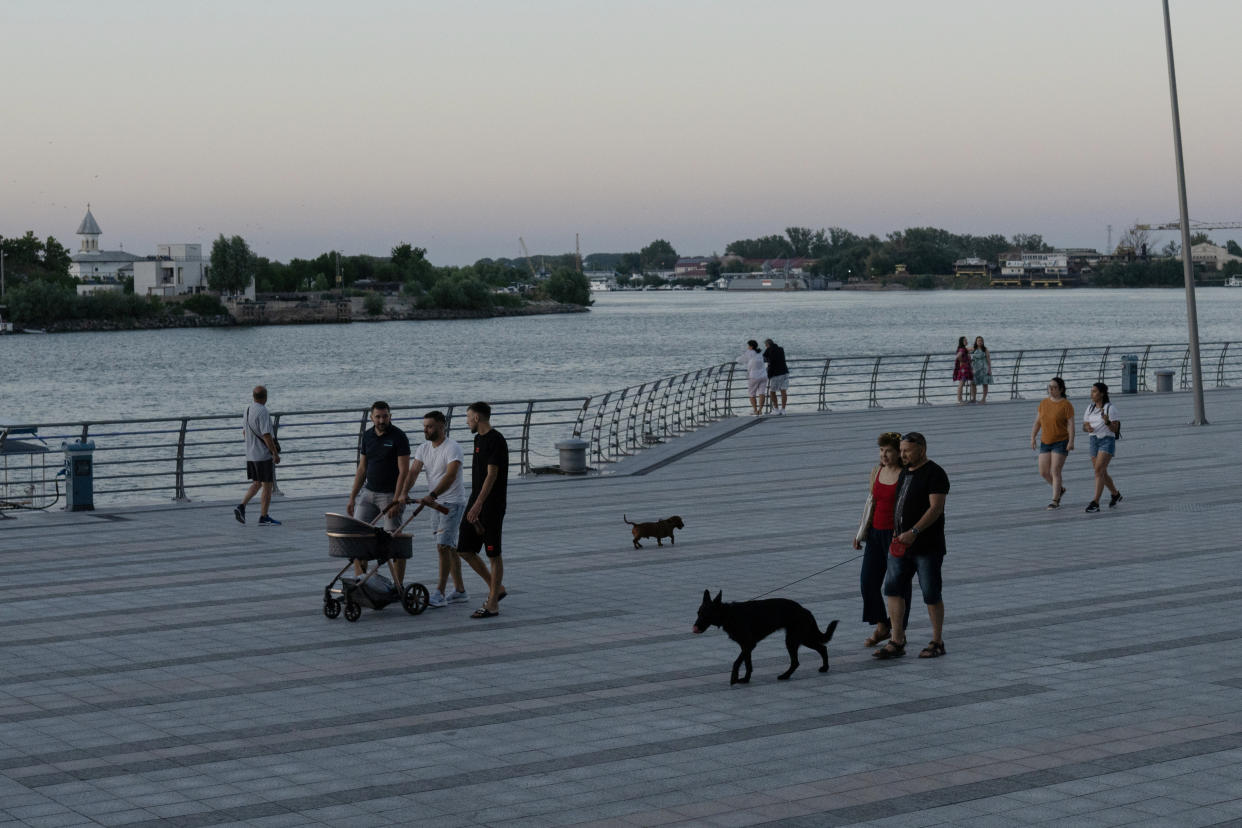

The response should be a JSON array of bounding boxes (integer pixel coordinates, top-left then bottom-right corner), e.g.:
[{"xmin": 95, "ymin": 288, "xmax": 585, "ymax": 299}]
[{"xmin": 1, "ymin": 387, "xmax": 1240, "ymax": 827}]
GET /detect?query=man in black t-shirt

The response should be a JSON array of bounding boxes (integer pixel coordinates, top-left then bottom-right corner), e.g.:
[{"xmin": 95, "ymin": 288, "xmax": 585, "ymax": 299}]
[
  {"xmin": 347, "ymin": 401, "xmax": 411, "ymax": 577},
  {"xmin": 763, "ymin": 338, "xmax": 789, "ymax": 415},
  {"xmin": 457, "ymin": 401, "xmax": 509, "ymax": 618},
  {"xmin": 874, "ymin": 432, "xmax": 950, "ymax": 661}
]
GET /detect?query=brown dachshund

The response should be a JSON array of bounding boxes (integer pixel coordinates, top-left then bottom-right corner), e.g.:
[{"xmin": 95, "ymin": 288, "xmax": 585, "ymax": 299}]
[{"xmin": 624, "ymin": 514, "xmax": 684, "ymax": 549}]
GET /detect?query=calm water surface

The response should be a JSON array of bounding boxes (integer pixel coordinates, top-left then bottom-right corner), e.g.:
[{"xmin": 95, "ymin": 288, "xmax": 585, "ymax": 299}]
[{"xmin": 2, "ymin": 289, "xmax": 1238, "ymax": 424}]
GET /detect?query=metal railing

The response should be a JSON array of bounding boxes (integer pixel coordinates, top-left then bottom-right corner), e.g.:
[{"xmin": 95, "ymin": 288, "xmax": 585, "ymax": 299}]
[{"xmin": 1, "ymin": 342, "xmax": 1235, "ymax": 509}]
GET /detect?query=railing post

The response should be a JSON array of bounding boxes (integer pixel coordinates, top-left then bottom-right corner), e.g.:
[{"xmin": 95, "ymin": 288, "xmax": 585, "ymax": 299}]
[
  {"xmin": 1010, "ymin": 350, "xmax": 1024, "ymax": 400},
  {"xmin": 624, "ymin": 385, "xmax": 645, "ymax": 451},
  {"xmin": 609, "ymin": 388, "xmax": 628, "ymax": 458},
  {"xmin": 1180, "ymin": 346, "xmax": 1191, "ymax": 390},
  {"xmin": 445, "ymin": 404, "xmax": 456, "ymax": 436},
  {"xmin": 1218, "ymin": 342, "xmax": 1230, "ymax": 388},
  {"xmin": 641, "ymin": 381, "xmax": 661, "ymax": 445},
  {"xmin": 868, "ymin": 356, "xmax": 882, "ymax": 408},
  {"xmin": 1097, "ymin": 345, "xmax": 1111, "ymax": 383},
  {"xmin": 818, "ymin": 358, "xmax": 832, "ymax": 411},
  {"xmin": 1054, "ymin": 348, "xmax": 1067, "ymax": 379},
  {"xmin": 590, "ymin": 392, "xmax": 612, "ymax": 464},
  {"xmin": 917, "ymin": 354, "xmax": 932, "ymax": 406},
  {"xmin": 1139, "ymin": 345, "xmax": 1153, "ymax": 391},
  {"xmin": 80, "ymin": 424, "xmax": 90, "ymax": 442},
  {"xmin": 572, "ymin": 397, "xmax": 591, "ymax": 438},
  {"xmin": 270, "ymin": 413, "xmax": 284, "ymax": 497},
  {"xmin": 520, "ymin": 401, "xmax": 534, "ymax": 474},
  {"xmin": 174, "ymin": 418, "xmax": 190, "ymax": 502},
  {"xmin": 722, "ymin": 362, "xmax": 736, "ymax": 418}
]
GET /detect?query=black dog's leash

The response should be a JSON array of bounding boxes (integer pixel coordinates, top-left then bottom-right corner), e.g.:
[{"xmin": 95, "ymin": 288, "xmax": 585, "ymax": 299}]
[{"xmin": 748, "ymin": 553, "xmax": 863, "ymax": 601}]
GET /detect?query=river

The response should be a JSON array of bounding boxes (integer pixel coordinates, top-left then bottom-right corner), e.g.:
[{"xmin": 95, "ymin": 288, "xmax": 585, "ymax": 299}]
[{"xmin": 2, "ymin": 288, "xmax": 1239, "ymax": 424}]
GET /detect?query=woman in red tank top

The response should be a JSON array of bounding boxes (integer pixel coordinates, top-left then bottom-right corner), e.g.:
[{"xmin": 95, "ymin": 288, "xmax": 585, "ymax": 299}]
[{"xmin": 853, "ymin": 432, "xmax": 911, "ymax": 647}]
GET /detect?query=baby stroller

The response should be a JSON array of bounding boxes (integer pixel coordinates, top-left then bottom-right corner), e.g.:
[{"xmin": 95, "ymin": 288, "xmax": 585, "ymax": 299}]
[{"xmin": 322, "ymin": 501, "xmax": 446, "ymax": 622}]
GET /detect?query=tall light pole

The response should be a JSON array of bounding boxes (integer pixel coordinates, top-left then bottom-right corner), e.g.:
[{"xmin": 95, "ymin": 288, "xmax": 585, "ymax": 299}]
[{"xmin": 1162, "ymin": 0, "xmax": 1208, "ymax": 425}]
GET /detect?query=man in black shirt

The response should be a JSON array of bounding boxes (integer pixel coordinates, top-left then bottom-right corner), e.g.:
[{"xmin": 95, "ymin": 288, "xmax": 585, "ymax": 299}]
[
  {"xmin": 874, "ymin": 432, "xmax": 950, "ymax": 660},
  {"xmin": 457, "ymin": 402, "xmax": 509, "ymax": 618},
  {"xmin": 763, "ymin": 338, "xmax": 789, "ymax": 415},
  {"xmin": 347, "ymin": 401, "xmax": 411, "ymax": 578}
]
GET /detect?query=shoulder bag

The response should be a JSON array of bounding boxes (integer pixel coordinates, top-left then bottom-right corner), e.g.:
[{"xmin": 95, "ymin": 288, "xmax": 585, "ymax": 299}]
[
  {"xmin": 854, "ymin": 465, "xmax": 880, "ymax": 546},
  {"xmin": 246, "ymin": 405, "xmax": 281, "ymax": 454}
]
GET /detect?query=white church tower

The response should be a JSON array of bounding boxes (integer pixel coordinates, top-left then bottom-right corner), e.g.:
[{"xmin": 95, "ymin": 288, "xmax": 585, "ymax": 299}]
[{"xmin": 76, "ymin": 204, "xmax": 102, "ymax": 253}]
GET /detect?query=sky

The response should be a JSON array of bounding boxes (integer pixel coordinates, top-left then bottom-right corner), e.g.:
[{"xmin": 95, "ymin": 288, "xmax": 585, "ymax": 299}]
[{"xmin": 3, "ymin": 0, "xmax": 1241, "ymax": 266}]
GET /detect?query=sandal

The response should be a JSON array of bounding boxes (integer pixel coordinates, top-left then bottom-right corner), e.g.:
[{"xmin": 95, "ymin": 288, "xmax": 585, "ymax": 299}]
[
  {"xmin": 872, "ymin": 640, "xmax": 905, "ymax": 660},
  {"xmin": 864, "ymin": 628, "xmax": 891, "ymax": 648},
  {"xmin": 1046, "ymin": 501, "xmax": 1060, "ymax": 510},
  {"xmin": 470, "ymin": 607, "xmax": 500, "ymax": 619},
  {"xmin": 918, "ymin": 640, "xmax": 946, "ymax": 659}
]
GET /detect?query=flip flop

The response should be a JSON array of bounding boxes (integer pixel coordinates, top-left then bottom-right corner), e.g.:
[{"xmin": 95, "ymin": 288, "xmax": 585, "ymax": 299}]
[{"xmin": 471, "ymin": 607, "xmax": 499, "ymax": 619}]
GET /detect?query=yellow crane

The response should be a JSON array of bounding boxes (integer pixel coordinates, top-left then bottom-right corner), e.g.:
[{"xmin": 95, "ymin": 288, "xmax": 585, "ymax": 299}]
[
  {"xmin": 1135, "ymin": 220, "xmax": 1242, "ymax": 231},
  {"xmin": 518, "ymin": 237, "xmax": 538, "ymax": 280}
]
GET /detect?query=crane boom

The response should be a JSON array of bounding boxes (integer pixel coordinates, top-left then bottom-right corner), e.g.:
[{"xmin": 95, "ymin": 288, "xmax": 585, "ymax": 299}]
[
  {"xmin": 518, "ymin": 237, "xmax": 537, "ymax": 279},
  {"xmin": 1135, "ymin": 220, "xmax": 1242, "ymax": 231}
]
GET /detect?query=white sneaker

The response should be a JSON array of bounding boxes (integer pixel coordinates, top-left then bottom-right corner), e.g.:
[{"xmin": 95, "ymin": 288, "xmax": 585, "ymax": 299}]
[
  {"xmin": 427, "ymin": 590, "xmax": 447, "ymax": 608},
  {"xmin": 446, "ymin": 589, "xmax": 469, "ymax": 604}
]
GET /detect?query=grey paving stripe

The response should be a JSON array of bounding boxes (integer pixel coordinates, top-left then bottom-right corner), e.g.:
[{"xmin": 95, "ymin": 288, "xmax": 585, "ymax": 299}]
[
  {"xmin": 768, "ymin": 730, "xmax": 1242, "ymax": 827},
  {"xmin": 108, "ymin": 683, "xmax": 1048, "ymax": 828},
  {"xmin": 0, "ymin": 593, "xmax": 306, "ymax": 632},
  {"xmin": 3, "ymin": 647, "xmax": 938, "ymax": 779},
  {"xmin": 1066, "ymin": 630, "xmax": 1235, "ymax": 663},
  {"xmin": 631, "ymin": 417, "xmax": 766, "ymax": 475}
]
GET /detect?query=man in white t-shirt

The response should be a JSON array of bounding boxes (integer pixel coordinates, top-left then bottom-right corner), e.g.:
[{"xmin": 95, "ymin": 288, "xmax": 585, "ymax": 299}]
[
  {"xmin": 400, "ymin": 410, "xmax": 469, "ymax": 608},
  {"xmin": 235, "ymin": 385, "xmax": 281, "ymax": 526}
]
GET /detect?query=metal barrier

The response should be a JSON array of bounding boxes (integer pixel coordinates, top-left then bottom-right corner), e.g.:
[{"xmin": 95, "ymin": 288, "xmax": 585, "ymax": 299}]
[{"xmin": 1, "ymin": 342, "xmax": 1236, "ymax": 508}]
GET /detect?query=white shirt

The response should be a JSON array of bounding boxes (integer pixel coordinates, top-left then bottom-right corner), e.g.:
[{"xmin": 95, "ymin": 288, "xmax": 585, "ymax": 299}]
[
  {"xmin": 740, "ymin": 350, "xmax": 766, "ymax": 381},
  {"xmin": 413, "ymin": 437, "xmax": 466, "ymax": 504},
  {"xmin": 243, "ymin": 403, "xmax": 273, "ymax": 462},
  {"xmin": 1084, "ymin": 401, "xmax": 1119, "ymax": 438}
]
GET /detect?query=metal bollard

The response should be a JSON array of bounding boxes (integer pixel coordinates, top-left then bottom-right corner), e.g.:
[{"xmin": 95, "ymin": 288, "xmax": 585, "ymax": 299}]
[
  {"xmin": 62, "ymin": 439, "xmax": 96, "ymax": 511},
  {"xmin": 555, "ymin": 438, "xmax": 590, "ymax": 474},
  {"xmin": 1155, "ymin": 369, "xmax": 1175, "ymax": 393},
  {"xmin": 1120, "ymin": 354, "xmax": 1139, "ymax": 394}
]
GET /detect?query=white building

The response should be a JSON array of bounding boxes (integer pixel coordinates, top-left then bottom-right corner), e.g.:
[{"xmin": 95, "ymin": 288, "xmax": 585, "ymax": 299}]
[
  {"xmin": 69, "ymin": 206, "xmax": 141, "ymax": 293},
  {"xmin": 1183, "ymin": 242, "xmax": 1242, "ymax": 271},
  {"xmin": 133, "ymin": 244, "xmax": 212, "ymax": 297}
]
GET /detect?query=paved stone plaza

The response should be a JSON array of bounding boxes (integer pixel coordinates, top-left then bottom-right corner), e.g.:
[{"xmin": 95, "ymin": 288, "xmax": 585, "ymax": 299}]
[{"xmin": 1, "ymin": 387, "xmax": 1240, "ymax": 827}]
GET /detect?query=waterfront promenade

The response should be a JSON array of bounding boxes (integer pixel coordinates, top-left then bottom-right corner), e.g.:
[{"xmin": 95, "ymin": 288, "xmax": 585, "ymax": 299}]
[{"xmin": 1, "ymin": 387, "xmax": 1240, "ymax": 827}]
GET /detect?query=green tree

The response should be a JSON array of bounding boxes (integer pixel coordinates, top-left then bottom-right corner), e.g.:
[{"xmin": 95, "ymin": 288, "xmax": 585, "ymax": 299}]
[
  {"xmin": 640, "ymin": 239, "xmax": 678, "ymax": 271},
  {"xmin": 209, "ymin": 234, "xmax": 255, "ymax": 294},
  {"xmin": 1010, "ymin": 233, "xmax": 1051, "ymax": 252},
  {"xmin": 1226, "ymin": 240, "xmax": 1242, "ymax": 257},
  {"xmin": 363, "ymin": 292, "xmax": 385, "ymax": 315},
  {"xmin": 616, "ymin": 251, "xmax": 641, "ymax": 275},
  {"xmin": 725, "ymin": 235, "xmax": 794, "ymax": 259},
  {"xmin": 1189, "ymin": 232, "xmax": 1213, "ymax": 246},
  {"xmin": 542, "ymin": 268, "xmax": 592, "ymax": 306}
]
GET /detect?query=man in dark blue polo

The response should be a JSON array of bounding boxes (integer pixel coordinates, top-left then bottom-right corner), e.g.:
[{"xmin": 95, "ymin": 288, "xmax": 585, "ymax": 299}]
[{"xmin": 347, "ymin": 401, "xmax": 411, "ymax": 578}]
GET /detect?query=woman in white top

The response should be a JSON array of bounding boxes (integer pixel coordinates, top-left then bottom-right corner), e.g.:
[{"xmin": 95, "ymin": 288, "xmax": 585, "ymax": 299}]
[
  {"xmin": 741, "ymin": 339, "xmax": 768, "ymax": 415},
  {"xmin": 1082, "ymin": 381, "xmax": 1122, "ymax": 513}
]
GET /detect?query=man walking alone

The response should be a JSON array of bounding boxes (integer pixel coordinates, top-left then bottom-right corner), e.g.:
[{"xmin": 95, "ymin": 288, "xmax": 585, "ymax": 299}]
[{"xmin": 235, "ymin": 385, "xmax": 281, "ymax": 526}]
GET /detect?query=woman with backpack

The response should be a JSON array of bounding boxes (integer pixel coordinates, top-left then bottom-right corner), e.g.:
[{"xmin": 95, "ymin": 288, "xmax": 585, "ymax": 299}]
[{"xmin": 1083, "ymin": 382, "xmax": 1122, "ymax": 513}]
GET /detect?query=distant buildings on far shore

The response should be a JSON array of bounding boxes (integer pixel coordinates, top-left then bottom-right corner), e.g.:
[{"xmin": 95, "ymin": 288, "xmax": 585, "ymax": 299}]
[{"xmin": 68, "ymin": 206, "xmax": 255, "ymax": 300}]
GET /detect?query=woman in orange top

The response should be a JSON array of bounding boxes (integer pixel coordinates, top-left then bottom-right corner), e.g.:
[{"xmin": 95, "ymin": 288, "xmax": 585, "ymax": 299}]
[{"xmin": 1030, "ymin": 376, "xmax": 1075, "ymax": 509}]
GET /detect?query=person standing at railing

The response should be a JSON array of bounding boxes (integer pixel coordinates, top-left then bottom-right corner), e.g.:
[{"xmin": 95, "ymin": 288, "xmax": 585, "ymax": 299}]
[
  {"xmin": 1082, "ymin": 382, "xmax": 1122, "ymax": 514},
  {"xmin": 763, "ymin": 338, "xmax": 789, "ymax": 415},
  {"xmin": 347, "ymin": 401, "xmax": 411, "ymax": 579},
  {"xmin": 740, "ymin": 339, "xmax": 768, "ymax": 415},
  {"xmin": 953, "ymin": 337, "xmax": 972, "ymax": 404},
  {"xmin": 400, "ymin": 410, "xmax": 469, "ymax": 609},
  {"xmin": 458, "ymin": 402, "xmax": 509, "ymax": 619},
  {"xmin": 235, "ymin": 385, "xmax": 281, "ymax": 526},
  {"xmin": 1030, "ymin": 376, "xmax": 1074, "ymax": 510},
  {"xmin": 969, "ymin": 336, "xmax": 992, "ymax": 404}
]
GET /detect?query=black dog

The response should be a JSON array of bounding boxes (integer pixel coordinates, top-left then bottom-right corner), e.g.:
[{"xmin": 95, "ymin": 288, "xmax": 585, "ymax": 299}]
[{"xmin": 692, "ymin": 589, "xmax": 839, "ymax": 684}]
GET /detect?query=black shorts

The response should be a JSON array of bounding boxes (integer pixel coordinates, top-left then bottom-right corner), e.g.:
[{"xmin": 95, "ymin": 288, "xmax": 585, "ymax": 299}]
[
  {"xmin": 246, "ymin": 459, "xmax": 275, "ymax": 483},
  {"xmin": 458, "ymin": 511, "xmax": 504, "ymax": 558}
]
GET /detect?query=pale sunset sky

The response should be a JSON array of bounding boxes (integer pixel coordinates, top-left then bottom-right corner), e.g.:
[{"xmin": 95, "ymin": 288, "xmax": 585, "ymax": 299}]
[{"xmin": 3, "ymin": 0, "xmax": 1240, "ymax": 265}]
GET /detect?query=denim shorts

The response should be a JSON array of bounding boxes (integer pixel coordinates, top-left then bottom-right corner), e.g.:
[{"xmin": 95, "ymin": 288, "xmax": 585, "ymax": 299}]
[
  {"xmin": 883, "ymin": 549, "xmax": 944, "ymax": 605},
  {"xmin": 1089, "ymin": 435, "xmax": 1116, "ymax": 457},
  {"xmin": 430, "ymin": 501, "xmax": 465, "ymax": 549},
  {"xmin": 1039, "ymin": 439, "xmax": 1069, "ymax": 455}
]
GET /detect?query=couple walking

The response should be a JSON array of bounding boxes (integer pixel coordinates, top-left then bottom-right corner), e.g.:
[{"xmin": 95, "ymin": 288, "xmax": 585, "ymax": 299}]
[{"xmin": 741, "ymin": 338, "xmax": 789, "ymax": 415}]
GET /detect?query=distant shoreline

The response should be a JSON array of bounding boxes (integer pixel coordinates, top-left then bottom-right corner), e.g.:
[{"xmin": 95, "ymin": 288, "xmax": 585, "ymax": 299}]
[{"xmin": 19, "ymin": 300, "xmax": 588, "ymax": 335}]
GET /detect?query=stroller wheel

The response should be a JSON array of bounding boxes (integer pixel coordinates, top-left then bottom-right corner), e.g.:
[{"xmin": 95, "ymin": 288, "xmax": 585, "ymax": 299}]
[
  {"xmin": 323, "ymin": 598, "xmax": 341, "ymax": 619},
  {"xmin": 344, "ymin": 602, "xmax": 362, "ymax": 622},
  {"xmin": 402, "ymin": 583, "xmax": 430, "ymax": 615}
]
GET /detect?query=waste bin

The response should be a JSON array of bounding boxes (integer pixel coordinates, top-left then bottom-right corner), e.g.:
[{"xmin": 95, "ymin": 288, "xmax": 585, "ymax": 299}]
[
  {"xmin": 1155, "ymin": 369, "xmax": 1175, "ymax": 393},
  {"xmin": 1120, "ymin": 354, "xmax": 1139, "ymax": 394},
  {"xmin": 555, "ymin": 438, "xmax": 590, "ymax": 474},
  {"xmin": 62, "ymin": 440, "xmax": 95, "ymax": 511}
]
